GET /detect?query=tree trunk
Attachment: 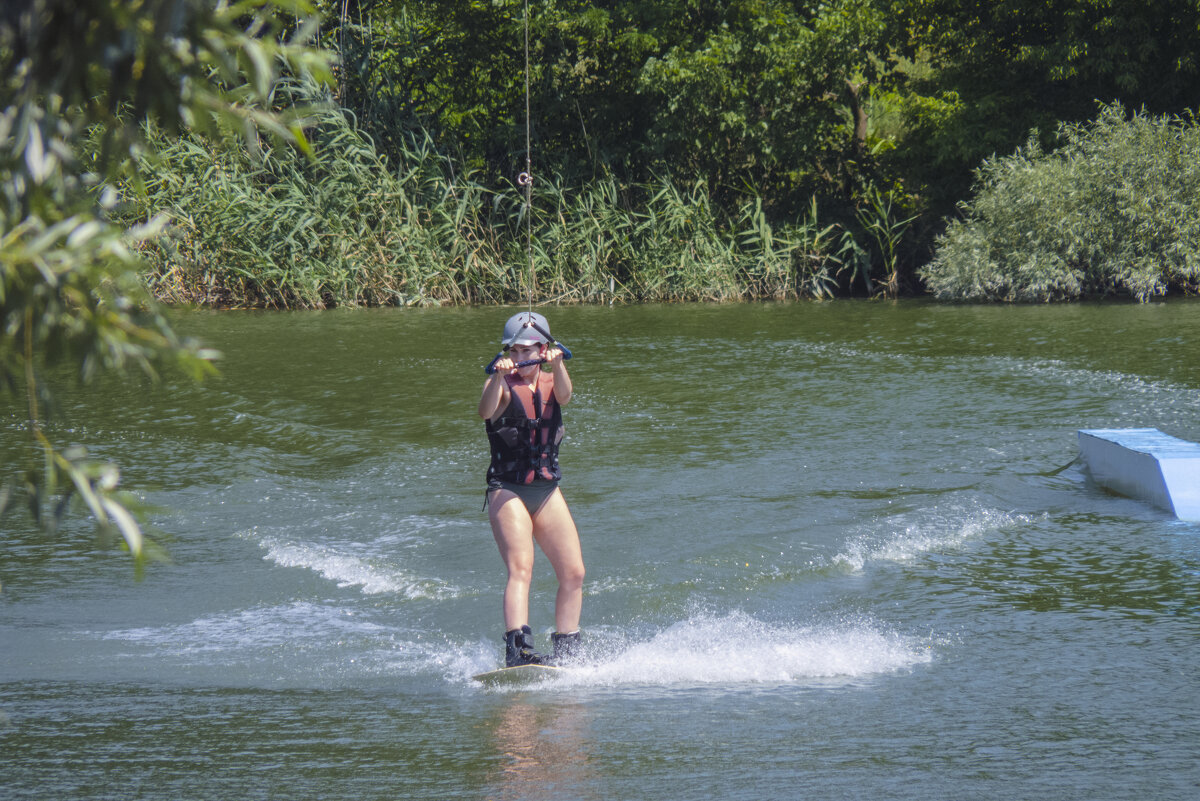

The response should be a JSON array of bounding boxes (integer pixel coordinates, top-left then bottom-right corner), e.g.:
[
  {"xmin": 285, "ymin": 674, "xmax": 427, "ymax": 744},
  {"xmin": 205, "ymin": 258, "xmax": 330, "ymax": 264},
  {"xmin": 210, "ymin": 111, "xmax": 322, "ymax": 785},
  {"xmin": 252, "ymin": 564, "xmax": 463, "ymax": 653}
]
[{"xmin": 844, "ymin": 79, "xmax": 868, "ymax": 160}]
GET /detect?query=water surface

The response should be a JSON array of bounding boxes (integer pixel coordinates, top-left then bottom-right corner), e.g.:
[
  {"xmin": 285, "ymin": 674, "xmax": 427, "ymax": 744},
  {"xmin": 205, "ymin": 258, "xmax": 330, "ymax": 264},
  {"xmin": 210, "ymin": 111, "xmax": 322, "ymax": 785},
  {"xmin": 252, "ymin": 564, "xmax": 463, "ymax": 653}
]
[{"xmin": 3, "ymin": 301, "xmax": 1199, "ymax": 800}]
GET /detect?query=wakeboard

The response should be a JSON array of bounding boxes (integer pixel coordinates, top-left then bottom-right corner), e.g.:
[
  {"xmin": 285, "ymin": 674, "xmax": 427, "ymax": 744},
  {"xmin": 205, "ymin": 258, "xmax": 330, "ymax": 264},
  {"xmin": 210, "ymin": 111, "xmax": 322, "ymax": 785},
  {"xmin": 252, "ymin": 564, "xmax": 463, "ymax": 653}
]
[{"xmin": 472, "ymin": 663, "xmax": 569, "ymax": 687}]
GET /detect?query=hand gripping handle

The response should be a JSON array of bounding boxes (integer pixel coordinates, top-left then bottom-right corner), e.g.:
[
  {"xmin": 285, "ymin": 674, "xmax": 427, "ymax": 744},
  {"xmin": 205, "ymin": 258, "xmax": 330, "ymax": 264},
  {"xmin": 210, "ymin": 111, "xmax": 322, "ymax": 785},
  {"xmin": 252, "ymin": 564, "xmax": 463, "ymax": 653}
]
[{"xmin": 484, "ymin": 345, "xmax": 573, "ymax": 374}]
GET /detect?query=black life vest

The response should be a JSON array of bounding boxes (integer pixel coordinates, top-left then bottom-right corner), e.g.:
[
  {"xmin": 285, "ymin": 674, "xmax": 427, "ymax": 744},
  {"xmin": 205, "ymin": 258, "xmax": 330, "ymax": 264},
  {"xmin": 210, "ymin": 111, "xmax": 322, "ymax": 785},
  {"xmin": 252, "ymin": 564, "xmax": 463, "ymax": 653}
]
[{"xmin": 485, "ymin": 371, "xmax": 564, "ymax": 485}]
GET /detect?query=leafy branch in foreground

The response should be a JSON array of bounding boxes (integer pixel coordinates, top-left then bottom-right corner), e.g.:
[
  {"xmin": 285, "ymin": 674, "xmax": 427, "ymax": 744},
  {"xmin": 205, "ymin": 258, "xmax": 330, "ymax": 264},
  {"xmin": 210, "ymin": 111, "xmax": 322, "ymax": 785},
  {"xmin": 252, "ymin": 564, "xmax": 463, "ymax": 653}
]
[{"xmin": 0, "ymin": 0, "xmax": 332, "ymax": 562}]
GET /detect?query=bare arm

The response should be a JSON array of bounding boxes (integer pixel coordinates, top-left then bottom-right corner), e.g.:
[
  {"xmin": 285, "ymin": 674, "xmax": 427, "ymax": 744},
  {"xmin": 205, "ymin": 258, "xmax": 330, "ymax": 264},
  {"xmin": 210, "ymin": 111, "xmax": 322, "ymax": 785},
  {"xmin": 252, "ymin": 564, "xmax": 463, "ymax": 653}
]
[
  {"xmin": 478, "ymin": 361, "xmax": 512, "ymax": 420},
  {"xmin": 547, "ymin": 346, "xmax": 572, "ymax": 405}
]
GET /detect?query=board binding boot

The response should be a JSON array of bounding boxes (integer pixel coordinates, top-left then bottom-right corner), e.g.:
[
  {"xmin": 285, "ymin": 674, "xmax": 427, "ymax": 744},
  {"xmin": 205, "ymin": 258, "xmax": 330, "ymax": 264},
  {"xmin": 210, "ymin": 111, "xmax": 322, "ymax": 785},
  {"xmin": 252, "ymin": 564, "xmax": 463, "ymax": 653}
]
[
  {"xmin": 550, "ymin": 630, "xmax": 582, "ymax": 666},
  {"xmin": 504, "ymin": 625, "xmax": 549, "ymax": 667}
]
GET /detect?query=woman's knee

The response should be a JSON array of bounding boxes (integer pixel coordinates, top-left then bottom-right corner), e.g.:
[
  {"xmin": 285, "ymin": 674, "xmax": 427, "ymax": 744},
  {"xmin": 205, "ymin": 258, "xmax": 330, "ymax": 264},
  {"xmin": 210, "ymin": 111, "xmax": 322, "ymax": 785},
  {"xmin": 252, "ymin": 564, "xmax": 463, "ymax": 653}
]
[
  {"xmin": 558, "ymin": 561, "xmax": 585, "ymax": 590},
  {"xmin": 506, "ymin": 560, "xmax": 535, "ymax": 584}
]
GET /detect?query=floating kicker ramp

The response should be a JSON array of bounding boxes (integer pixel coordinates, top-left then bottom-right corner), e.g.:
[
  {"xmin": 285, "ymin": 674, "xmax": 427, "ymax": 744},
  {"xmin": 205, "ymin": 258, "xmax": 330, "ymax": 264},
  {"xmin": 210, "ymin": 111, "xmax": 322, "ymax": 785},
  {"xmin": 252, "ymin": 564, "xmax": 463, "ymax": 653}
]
[{"xmin": 1077, "ymin": 428, "xmax": 1200, "ymax": 521}]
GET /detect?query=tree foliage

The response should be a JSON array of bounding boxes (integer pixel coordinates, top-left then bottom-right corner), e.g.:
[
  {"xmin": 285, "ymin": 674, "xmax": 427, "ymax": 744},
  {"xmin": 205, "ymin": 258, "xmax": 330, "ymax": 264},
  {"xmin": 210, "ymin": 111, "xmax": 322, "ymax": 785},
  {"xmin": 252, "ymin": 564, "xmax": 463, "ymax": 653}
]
[
  {"xmin": 890, "ymin": 0, "xmax": 1200, "ymax": 208},
  {"xmin": 637, "ymin": 0, "xmax": 889, "ymax": 205},
  {"xmin": 0, "ymin": 0, "xmax": 331, "ymax": 560},
  {"xmin": 323, "ymin": 1, "xmax": 892, "ymax": 201},
  {"xmin": 311, "ymin": 0, "xmax": 917, "ymax": 291},
  {"xmin": 311, "ymin": 1, "xmax": 1200, "ymax": 297}
]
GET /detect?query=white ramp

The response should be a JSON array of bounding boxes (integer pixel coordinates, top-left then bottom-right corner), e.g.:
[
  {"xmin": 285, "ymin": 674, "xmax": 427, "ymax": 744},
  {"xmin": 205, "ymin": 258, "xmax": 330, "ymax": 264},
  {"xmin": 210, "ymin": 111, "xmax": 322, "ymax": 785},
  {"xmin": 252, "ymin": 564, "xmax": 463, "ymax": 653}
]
[{"xmin": 1077, "ymin": 428, "xmax": 1200, "ymax": 521}]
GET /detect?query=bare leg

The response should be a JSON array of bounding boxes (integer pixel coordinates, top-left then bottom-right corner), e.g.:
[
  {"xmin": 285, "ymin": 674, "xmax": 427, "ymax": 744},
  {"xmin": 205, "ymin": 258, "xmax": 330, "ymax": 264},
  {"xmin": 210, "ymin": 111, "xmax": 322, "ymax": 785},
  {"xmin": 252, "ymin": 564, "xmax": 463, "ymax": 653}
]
[
  {"xmin": 489, "ymin": 487, "xmax": 585, "ymax": 634},
  {"xmin": 488, "ymin": 489, "xmax": 536, "ymax": 631},
  {"xmin": 530, "ymin": 489, "xmax": 585, "ymax": 633}
]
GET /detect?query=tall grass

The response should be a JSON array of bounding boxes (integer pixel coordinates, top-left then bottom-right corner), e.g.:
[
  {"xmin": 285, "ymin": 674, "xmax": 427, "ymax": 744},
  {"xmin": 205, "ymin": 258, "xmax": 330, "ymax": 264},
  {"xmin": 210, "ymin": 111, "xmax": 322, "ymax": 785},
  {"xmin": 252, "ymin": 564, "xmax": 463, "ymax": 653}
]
[
  {"xmin": 120, "ymin": 96, "xmax": 503, "ymax": 308},
  {"xmin": 110, "ymin": 88, "xmax": 899, "ymax": 308}
]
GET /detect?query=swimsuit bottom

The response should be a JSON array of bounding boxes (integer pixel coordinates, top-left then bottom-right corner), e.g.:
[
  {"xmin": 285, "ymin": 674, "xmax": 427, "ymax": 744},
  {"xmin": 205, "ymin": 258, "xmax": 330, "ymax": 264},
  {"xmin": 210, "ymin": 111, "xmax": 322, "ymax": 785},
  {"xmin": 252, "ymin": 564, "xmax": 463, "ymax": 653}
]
[{"xmin": 485, "ymin": 479, "xmax": 559, "ymax": 515}]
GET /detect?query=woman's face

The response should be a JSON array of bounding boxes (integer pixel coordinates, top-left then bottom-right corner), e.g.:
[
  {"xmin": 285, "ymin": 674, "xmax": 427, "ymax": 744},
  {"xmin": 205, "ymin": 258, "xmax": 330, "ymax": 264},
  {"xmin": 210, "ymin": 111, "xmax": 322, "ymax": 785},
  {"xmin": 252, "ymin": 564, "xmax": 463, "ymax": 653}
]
[{"xmin": 509, "ymin": 342, "xmax": 545, "ymax": 369}]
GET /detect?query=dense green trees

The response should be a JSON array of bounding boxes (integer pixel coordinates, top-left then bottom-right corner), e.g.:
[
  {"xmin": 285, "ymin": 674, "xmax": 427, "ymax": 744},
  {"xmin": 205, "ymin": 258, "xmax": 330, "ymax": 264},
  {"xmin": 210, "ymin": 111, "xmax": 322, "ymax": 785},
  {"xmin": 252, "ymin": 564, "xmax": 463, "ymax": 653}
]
[
  {"xmin": 291, "ymin": 0, "xmax": 1200, "ymax": 302},
  {"xmin": 326, "ymin": 1, "xmax": 896, "ymax": 202},
  {"xmin": 325, "ymin": 1, "xmax": 1200, "ymax": 211},
  {"xmin": 891, "ymin": 0, "xmax": 1200, "ymax": 207},
  {"xmin": 118, "ymin": 0, "xmax": 917, "ymax": 305},
  {"xmin": 637, "ymin": 1, "xmax": 890, "ymax": 207},
  {"xmin": 36, "ymin": 0, "xmax": 1195, "ymax": 311}
]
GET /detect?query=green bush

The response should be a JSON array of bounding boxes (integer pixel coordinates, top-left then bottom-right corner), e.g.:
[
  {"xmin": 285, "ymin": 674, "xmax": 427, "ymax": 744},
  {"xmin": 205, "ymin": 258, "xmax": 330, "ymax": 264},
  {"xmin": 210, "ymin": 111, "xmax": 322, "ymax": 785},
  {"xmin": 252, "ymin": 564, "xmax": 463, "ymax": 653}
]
[{"xmin": 921, "ymin": 104, "xmax": 1200, "ymax": 301}]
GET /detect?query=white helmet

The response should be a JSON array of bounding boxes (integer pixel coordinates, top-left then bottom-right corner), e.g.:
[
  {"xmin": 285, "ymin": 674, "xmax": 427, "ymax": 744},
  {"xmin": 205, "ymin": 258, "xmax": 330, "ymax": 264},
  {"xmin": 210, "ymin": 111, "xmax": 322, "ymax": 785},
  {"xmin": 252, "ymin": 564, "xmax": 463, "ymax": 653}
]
[{"xmin": 502, "ymin": 311, "xmax": 551, "ymax": 347}]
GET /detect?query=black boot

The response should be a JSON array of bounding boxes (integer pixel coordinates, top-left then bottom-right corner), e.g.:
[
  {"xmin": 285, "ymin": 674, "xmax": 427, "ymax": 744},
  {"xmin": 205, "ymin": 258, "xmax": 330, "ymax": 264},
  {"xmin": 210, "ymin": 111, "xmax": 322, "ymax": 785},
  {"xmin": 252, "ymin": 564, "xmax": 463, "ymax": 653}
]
[
  {"xmin": 550, "ymin": 630, "xmax": 582, "ymax": 665},
  {"xmin": 504, "ymin": 625, "xmax": 548, "ymax": 667}
]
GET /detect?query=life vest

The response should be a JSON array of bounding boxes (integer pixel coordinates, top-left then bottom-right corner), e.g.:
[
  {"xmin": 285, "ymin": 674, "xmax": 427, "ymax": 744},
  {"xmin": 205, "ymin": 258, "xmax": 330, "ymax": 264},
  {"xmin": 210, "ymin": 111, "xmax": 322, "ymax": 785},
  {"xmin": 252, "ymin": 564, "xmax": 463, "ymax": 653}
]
[{"xmin": 485, "ymin": 371, "xmax": 564, "ymax": 485}]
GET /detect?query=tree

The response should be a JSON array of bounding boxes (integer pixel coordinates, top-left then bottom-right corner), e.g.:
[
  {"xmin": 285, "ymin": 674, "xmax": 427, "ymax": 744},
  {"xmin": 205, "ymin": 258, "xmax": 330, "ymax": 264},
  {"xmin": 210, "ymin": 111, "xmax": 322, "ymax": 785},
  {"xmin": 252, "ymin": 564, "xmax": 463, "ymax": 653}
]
[
  {"xmin": 637, "ymin": 0, "xmax": 890, "ymax": 207},
  {"xmin": 322, "ymin": 0, "xmax": 670, "ymax": 184},
  {"xmin": 323, "ymin": 1, "xmax": 898, "ymax": 215},
  {"xmin": 0, "ymin": 0, "xmax": 332, "ymax": 562},
  {"xmin": 889, "ymin": 0, "xmax": 1200, "ymax": 211}
]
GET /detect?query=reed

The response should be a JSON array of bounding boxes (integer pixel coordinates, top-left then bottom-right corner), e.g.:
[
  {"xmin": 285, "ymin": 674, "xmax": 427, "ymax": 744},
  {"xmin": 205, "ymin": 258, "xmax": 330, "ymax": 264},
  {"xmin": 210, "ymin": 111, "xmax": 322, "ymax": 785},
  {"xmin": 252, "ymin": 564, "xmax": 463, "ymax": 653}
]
[{"xmin": 110, "ymin": 90, "xmax": 882, "ymax": 308}]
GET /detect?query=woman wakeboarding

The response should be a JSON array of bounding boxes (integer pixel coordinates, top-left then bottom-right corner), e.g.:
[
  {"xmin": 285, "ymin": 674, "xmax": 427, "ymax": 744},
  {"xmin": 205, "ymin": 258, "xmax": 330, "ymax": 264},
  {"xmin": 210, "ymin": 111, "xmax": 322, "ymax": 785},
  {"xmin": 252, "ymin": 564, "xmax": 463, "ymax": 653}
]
[
  {"xmin": 478, "ymin": 311, "xmax": 584, "ymax": 666},
  {"xmin": 474, "ymin": 1, "xmax": 584, "ymax": 671}
]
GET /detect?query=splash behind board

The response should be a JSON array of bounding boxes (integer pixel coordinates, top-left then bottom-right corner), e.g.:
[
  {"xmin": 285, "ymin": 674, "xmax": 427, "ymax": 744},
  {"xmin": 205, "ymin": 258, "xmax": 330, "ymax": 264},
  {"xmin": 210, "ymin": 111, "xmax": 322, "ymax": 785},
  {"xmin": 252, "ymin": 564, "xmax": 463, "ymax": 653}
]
[{"xmin": 473, "ymin": 663, "xmax": 569, "ymax": 687}]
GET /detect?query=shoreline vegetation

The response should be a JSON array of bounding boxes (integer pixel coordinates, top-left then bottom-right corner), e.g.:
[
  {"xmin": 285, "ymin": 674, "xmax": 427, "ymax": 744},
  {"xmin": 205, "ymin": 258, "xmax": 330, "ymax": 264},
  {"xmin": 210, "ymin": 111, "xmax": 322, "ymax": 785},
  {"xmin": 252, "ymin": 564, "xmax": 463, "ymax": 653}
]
[
  {"xmin": 114, "ymin": 92, "xmax": 887, "ymax": 309},
  {"xmin": 97, "ymin": 1, "xmax": 1200, "ymax": 310},
  {"xmin": 112, "ymin": 96, "xmax": 1200, "ymax": 310}
]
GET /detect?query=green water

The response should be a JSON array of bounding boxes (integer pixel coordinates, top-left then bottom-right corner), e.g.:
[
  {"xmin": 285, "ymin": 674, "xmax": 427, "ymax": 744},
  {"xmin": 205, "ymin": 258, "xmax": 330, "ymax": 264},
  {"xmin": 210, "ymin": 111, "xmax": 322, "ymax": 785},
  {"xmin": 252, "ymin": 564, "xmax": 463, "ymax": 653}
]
[{"xmin": 2, "ymin": 301, "xmax": 1199, "ymax": 800}]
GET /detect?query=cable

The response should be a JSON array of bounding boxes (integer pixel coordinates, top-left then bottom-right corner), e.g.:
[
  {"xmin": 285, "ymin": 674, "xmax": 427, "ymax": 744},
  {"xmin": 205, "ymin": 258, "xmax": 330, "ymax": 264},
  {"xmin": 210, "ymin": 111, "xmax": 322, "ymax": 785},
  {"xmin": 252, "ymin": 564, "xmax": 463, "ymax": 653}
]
[{"xmin": 522, "ymin": 0, "xmax": 533, "ymax": 314}]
